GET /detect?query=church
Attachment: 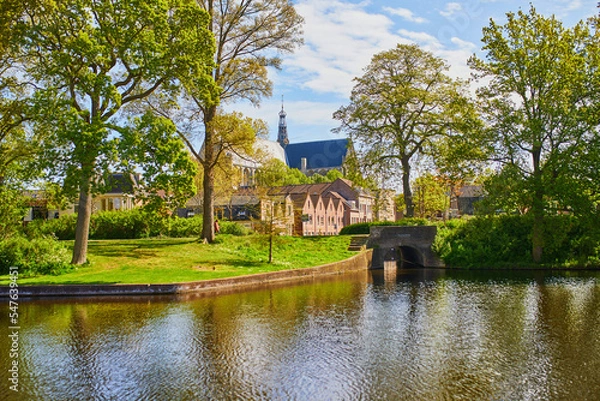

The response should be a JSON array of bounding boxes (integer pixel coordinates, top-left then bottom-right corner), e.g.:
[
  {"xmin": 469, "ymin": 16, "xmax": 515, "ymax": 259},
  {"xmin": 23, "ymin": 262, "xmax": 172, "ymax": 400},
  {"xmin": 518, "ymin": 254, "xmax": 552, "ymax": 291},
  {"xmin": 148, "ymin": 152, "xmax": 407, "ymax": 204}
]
[
  {"xmin": 199, "ymin": 104, "xmax": 398, "ymax": 235},
  {"xmin": 233, "ymin": 103, "xmax": 350, "ymax": 187}
]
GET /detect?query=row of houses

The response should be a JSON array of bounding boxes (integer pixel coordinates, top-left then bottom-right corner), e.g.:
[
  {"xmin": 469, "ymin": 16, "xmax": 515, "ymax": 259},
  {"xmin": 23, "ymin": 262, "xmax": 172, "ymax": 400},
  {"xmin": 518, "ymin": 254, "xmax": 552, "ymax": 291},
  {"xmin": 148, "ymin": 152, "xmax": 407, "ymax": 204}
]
[{"xmin": 208, "ymin": 178, "xmax": 396, "ymax": 236}]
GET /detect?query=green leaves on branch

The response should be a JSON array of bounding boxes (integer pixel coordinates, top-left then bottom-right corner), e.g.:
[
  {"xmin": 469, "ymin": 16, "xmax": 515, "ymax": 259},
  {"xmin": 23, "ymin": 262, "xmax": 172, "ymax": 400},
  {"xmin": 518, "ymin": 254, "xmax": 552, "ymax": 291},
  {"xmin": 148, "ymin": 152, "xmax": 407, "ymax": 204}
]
[
  {"xmin": 334, "ymin": 44, "xmax": 480, "ymax": 217},
  {"xmin": 469, "ymin": 6, "xmax": 600, "ymax": 261},
  {"xmin": 120, "ymin": 112, "xmax": 198, "ymax": 214}
]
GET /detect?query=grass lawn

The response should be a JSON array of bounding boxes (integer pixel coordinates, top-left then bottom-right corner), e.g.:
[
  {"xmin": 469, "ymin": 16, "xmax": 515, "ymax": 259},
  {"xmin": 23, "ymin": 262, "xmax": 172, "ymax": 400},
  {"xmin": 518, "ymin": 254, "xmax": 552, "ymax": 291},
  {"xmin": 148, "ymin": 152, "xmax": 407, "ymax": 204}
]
[{"xmin": 0, "ymin": 234, "xmax": 355, "ymax": 285}]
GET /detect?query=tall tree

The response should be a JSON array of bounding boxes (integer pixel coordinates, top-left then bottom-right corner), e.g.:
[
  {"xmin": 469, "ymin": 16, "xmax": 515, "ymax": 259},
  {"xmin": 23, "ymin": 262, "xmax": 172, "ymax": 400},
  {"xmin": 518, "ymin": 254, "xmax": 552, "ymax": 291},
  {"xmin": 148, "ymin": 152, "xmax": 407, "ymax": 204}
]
[
  {"xmin": 469, "ymin": 6, "xmax": 600, "ymax": 262},
  {"xmin": 0, "ymin": 0, "xmax": 40, "ymax": 186},
  {"xmin": 334, "ymin": 44, "xmax": 477, "ymax": 217},
  {"xmin": 171, "ymin": 0, "xmax": 304, "ymax": 243},
  {"xmin": 17, "ymin": 0, "xmax": 215, "ymax": 264}
]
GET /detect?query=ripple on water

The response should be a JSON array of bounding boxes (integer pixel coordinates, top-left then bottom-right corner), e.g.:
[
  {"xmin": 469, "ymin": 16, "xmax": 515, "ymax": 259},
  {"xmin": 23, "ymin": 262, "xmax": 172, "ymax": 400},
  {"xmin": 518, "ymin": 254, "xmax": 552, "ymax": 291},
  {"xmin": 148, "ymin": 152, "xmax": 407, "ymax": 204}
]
[{"xmin": 1, "ymin": 271, "xmax": 599, "ymax": 400}]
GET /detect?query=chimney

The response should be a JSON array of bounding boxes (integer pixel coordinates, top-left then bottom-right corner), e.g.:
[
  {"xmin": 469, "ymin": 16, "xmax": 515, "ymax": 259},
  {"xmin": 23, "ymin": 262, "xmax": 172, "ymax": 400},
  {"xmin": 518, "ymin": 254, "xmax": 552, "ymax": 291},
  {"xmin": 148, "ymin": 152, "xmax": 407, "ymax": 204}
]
[{"xmin": 300, "ymin": 157, "xmax": 307, "ymax": 173}]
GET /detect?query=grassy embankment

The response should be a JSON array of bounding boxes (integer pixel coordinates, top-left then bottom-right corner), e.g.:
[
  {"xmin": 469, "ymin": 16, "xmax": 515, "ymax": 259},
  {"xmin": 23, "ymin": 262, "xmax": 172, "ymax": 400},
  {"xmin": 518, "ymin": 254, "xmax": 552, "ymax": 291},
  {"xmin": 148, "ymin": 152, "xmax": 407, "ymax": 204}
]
[{"xmin": 0, "ymin": 235, "xmax": 354, "ymax": 285}]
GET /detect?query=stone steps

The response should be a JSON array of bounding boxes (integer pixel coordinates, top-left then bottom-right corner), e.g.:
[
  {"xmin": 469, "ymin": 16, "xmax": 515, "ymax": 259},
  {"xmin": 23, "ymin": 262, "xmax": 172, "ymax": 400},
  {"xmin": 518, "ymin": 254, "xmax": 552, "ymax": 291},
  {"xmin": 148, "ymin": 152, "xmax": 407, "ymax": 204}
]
[{"xmin": 347, "ymin": 234, "xmax": 369, "ymax": 251}]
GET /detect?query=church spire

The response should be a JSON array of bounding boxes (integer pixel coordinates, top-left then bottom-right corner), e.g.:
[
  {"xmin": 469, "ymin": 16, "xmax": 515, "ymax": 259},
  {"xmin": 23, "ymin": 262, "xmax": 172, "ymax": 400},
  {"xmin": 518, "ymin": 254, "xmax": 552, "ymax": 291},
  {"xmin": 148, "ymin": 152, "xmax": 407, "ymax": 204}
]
[{"xmin": 277, "ymin": 96, "xmax": 289, "ymax": 149}]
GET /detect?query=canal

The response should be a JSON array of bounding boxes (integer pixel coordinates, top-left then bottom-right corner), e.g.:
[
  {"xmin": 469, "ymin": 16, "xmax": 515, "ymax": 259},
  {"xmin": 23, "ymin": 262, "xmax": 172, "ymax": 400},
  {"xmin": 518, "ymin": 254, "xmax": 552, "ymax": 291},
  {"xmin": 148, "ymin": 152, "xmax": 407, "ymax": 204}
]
[{"xmin": 1, "ymin": 268, "xmax": 599, "ymax": 400}]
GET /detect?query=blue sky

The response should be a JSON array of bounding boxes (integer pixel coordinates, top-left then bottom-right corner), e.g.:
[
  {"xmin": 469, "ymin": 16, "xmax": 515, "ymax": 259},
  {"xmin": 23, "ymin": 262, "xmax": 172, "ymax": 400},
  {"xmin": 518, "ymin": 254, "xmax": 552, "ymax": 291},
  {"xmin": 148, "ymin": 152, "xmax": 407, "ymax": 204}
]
[{"xmin": 230, "ymin": 0, "xmax": 598, "ymax": 144}]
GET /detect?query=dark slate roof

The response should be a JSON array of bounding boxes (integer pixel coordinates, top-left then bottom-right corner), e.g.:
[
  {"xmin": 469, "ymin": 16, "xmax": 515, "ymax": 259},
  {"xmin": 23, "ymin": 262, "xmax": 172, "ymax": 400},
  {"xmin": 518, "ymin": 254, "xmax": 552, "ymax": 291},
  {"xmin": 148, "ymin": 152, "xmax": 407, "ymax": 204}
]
[
  {"xmin": 269, "ymin": 183, "xmax": 332, "ymax": 196},
  {"xmin": 285, "ymin": 139, "xmax": 349, "ymax": 170},
  {"xmin": 105, "ymin": 173, "xmax": 139, "ymax": 194},
  {"xmin": 458, "ymin": 185, "xmax": 484, "ymax": 198}
]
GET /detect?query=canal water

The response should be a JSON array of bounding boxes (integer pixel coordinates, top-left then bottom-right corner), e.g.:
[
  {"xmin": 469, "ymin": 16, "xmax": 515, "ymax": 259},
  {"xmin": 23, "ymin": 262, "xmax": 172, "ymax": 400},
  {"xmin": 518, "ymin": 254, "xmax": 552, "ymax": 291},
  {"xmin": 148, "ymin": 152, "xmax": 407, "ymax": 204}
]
[{"xmin": 1, "ymin": 269, "xmax": 600, "ymax": 400}]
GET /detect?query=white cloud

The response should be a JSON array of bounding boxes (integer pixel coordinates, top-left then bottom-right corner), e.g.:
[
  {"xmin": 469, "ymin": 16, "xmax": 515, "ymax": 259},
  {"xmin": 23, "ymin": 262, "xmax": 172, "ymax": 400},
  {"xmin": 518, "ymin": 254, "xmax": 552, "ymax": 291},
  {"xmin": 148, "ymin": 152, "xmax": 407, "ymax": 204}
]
[
  {"xmin": 397, "ymin": 29, "xmax": 442, "ymax": 50},
  {"xmin": 383, "ymin": 7, "xmax": 428, "ymax": 23},
  {"xmin": 285, "ymin": 0, "xmax": 409, "ymax": 97},
  {"xmin": 554, "ymin": 0, "xmax": 583, "ymax": 12},
  {"xmin": 440, "ymin": 2, "xmax": 463, "ymax": 18}
]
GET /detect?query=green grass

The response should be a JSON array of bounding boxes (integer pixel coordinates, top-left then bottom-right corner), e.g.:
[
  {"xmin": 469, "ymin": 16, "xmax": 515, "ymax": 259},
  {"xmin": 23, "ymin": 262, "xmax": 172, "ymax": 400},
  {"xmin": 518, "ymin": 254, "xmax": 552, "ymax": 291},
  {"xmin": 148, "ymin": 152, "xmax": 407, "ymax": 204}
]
[{"xmin": 0, "ymin": 235, "xmax": 355, "ymax": 285}]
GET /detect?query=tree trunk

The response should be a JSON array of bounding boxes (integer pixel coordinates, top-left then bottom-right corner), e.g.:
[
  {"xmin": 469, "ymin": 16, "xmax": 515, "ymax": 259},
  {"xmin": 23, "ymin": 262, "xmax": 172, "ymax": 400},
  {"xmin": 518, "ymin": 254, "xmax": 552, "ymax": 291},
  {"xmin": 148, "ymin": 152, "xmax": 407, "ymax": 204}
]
[
  {"xmin": 401, "ymin": 156, "xmax": 414, "ymax": 218},
  {"xmin": 531, "ymin": 147, "xmax": 544, "ymax": 263},
  {"xmin": 202, "ymin": 163, "xmax": 215, "ymax": 242},
  {"xmin": 71, "ymin": 176, "xmax": 93, "ymax": 265},
  {"xmin": 201, "ymin": 105, "xmax": 217, "ymax": 242}
]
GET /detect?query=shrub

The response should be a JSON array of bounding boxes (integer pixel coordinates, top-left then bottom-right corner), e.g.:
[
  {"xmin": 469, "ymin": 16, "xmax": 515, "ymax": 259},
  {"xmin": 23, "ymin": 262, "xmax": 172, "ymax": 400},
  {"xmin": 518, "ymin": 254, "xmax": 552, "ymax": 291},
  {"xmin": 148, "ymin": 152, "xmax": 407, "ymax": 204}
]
[
  {"xmin": 339, "ymin": 218, "xmax": 429, "ymax": 235},
  {"xmin": 165, "ymin": 215, "xmax": 204, "ymax": 237},
  {"xmin": 28, "ymin": 210, "xmax": 207, "ymax": 240},
  {"xmin": 27, "ymin": 214, "xmax": 78, "ymax": 240},
  {"xmin": 433, "ymin": 214, "xmax": 600, "ymax": 268},
  {"xmin": 0, "ymin": 235, "xmax": 72, "ymax": 276},
  {"xmin": 219, "ymin": 221, "xmax": 251, "ymax": 236},
  {"xmin": 92, "ymin": 210, "xmax": 152, "ymax": 239}
]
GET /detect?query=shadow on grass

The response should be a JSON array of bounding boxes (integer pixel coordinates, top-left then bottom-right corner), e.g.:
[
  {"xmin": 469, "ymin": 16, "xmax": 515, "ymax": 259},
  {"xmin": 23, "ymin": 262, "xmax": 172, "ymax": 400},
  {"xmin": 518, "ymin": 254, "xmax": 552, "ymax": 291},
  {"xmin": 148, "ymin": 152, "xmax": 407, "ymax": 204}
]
[
  {"xmin": 88, "ymin": 238, "xmax": 197, "ymax": 248},
  {"xmin": 87, "ymin": 238, "xmax": 198, "ymax": 259},
  {"xmin": 19, "ymin": 280, "xmax": 121, "ymax": 285}
]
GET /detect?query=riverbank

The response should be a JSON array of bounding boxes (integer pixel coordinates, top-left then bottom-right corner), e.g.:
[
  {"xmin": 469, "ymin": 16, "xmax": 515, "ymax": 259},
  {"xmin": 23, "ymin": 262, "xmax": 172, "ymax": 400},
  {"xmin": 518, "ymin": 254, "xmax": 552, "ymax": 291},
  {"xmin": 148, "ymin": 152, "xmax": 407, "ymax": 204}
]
[
  {"xmin": 0, "ymin": 250, "xmax": 372, "ymax": 298},
  {"xmin": 0, "ymin": 235, "xmax": 357, "ymax": 286}
]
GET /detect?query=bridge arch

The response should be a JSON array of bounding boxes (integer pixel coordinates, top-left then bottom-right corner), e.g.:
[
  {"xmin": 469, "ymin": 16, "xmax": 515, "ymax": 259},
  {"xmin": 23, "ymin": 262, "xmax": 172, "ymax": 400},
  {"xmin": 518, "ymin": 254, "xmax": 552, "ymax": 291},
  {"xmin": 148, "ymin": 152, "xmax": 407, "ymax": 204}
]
[
  {"xmin": 382, "ymin": 246, "xmax": 424, "ymax": 268},
  {"xmin": 367, "ymin": 226, "xmax": 444, "ymax": 269}
]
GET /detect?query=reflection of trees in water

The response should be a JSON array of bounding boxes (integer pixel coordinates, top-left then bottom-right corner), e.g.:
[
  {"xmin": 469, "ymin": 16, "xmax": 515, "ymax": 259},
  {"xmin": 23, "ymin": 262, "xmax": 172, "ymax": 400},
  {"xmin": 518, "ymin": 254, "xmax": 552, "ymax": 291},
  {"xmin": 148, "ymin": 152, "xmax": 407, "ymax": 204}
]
[
  {"xmin": 188, "ymin": 275, "xmax": 368, "ymax": 399},
  {"xmin": 3, "ymin": 272, "xmax": 599, "ymax": 400}
]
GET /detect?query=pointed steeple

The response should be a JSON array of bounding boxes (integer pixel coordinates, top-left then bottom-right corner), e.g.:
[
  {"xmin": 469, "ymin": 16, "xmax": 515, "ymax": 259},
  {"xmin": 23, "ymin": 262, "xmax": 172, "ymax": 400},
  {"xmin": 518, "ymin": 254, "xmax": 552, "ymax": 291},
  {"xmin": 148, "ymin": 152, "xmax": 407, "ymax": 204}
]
[{"xmin": 277, "ymin": 96, "xmax": 289, "ymax": 149}]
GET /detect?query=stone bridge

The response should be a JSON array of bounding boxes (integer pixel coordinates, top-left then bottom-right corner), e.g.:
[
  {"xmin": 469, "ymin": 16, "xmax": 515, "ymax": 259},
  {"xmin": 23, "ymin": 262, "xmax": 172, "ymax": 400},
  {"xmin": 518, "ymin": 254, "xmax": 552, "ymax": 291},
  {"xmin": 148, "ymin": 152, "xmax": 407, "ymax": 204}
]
[{"xmin": 366, "ymin": 226, "xmax": 445, "ymax": 268}]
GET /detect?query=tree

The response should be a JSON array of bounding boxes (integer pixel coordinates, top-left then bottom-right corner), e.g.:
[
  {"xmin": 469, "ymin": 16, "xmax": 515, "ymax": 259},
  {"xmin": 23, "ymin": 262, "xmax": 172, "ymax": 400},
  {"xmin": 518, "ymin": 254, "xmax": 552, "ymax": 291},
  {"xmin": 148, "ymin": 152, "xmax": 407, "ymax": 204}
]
[
  {"xmin": 16, "ymin": 0, "xmax": 215, "ymax": 264},
  {"xmin": 255, "ymin": 159, "xmax": 309, "ymax": 187},
  {"xmin": 168, "ymin": 0, "xmax": 304, "ymax": 243},
  {"xmin": 469, "ymin": 6, "xmax": 600, "ymax": 262},
  {"xmin": 334, "ymin": 44, "xmax": 477, "ymax": 217},
  {"xmin": 412, "ymin": 173, "xmax": 448, "ymax": 219},
  {"xmin": 0, "ymin": 1, "xmax": 40, "ymax": 187},
  {"xmin": 119, "ymin": 112, "xmax": 199, "ymax": 215},
  {"xmin": 187, "ymin": 111, "xmax": 266, "ymax": 216}
]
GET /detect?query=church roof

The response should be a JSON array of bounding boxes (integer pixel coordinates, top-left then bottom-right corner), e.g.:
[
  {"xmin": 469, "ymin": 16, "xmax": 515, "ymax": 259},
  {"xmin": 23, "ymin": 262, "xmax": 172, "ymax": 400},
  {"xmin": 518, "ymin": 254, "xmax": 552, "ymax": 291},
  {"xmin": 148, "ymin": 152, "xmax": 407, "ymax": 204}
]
[
  {"xmin": 285, "ymin": 139, "xmax": 349, "ymax": 170},
  {"xmin": 269, "ymin": 182, "xmax": 332, "ymax": 196}
]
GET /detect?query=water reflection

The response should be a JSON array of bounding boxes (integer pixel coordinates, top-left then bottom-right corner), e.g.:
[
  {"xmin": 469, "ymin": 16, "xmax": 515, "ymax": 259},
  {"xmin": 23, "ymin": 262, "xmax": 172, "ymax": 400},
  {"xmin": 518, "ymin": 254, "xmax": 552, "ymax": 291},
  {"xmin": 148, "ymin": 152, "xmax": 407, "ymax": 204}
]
[{"xmin": 1, "ymin": 269, "xmax": 599, "ymax": 400}]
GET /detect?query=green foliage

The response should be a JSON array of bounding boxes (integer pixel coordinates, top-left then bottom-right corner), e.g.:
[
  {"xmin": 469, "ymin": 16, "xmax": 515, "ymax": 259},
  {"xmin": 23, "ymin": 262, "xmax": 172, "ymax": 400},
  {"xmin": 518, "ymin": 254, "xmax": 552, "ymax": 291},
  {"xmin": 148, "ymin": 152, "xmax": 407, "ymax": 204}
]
[
  {"xmin": 334, "ymin": 43, "xmax": 479, "ymax": 218},
  {"xmin": 219, "ymin": 221, "xmax": 251, "ymax": 236},
  {"xmin": 163, "ymin": 215, "xmax": 204, "ymax": 238},
  {"xmin": 339, "ymin": 218, "xmax": 429, "ymax": 235},
  {"xmin": 120, "ymin": 112, "xmax": 198, "ymax": 214},
  {"xmin": 469, "ymin": 6, "xmax": 600, "ymax": 262},
  {"xmin": 0, "ymin": 235, "xmax": 72, "ymax": 276},
  {"xmin": 16, "ymin": 0, "xmax": 215, "ymax": 264},
  {"xmin": 0, "ymin": 187, "xmax": 27, "ymax": 239},
  {"xmin": 26, "ymin": 214, "xmax": 78, "ymax": 240},
  {"xmin": 413, "ymin": 173, "xmax": 448, "ymax": 219},
  {"xmin": 256, "ymin": 159, "xmax": 310, "ymax": 186},
  {"xmin": 434, "ymin": 215, "xmax": 600, "ymax": 268},
  {"xmin": 29, "ymin": 210, "xmax": 206, "ymax": 240}
]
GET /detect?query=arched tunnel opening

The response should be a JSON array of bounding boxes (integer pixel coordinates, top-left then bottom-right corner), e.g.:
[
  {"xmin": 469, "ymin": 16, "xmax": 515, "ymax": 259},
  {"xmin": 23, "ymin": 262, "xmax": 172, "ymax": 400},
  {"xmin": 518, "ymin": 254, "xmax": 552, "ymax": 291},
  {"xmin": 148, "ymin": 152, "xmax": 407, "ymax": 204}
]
[
  {"xmin": 397, "ymin": 246, "xmax": 424, "ymax": 268},
  {"xmin": 382, "ymin": 246, "xmax": 424, "ymax": 268}
]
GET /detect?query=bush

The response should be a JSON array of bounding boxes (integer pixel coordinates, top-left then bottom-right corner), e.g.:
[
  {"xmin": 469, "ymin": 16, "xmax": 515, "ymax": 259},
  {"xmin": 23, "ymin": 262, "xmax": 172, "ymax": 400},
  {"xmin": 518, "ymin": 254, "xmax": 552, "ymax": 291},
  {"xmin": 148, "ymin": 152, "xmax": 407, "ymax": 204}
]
[
  {"xmin": 29, "ymin": 210, "xmax": 206, "ymax": 240},
  {"xmin": 26, "ymin": 214, "xmax": 77, "ymax": 240},
  {"xmin": 339, "ymin": 218, "xmax": 429, "ymax": 235},
  {"xmin": 165, "ymin": 215, "xmax": 204, "ymax": 238},
  {"xmin": 433, "ymin": 214, "xmax": 600, "ymax": 268},
  {"xmin": 92, "ymin": 210, "xmax": 152, "ymax": 239},
  {"xmin": 0, "ymin": 235, "xmax": 72, "ymax": 276},
  {"xmin": 219, "ymin": 221, "xmax": 251, "ymax": 236}
]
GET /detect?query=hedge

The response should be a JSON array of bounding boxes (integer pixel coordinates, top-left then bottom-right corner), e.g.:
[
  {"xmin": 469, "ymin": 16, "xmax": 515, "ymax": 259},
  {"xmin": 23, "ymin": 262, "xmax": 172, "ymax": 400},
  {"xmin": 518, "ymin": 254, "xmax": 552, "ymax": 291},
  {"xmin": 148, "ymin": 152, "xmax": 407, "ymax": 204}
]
[{"xmin": 339, "ymin": 218, "xmax": 430, "ymax": 235}]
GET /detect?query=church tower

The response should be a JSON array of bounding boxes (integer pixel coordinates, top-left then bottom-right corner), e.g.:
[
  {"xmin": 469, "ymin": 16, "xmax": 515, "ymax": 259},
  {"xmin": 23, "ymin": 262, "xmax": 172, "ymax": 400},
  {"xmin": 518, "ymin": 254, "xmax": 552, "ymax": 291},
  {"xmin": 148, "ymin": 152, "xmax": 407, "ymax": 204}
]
[{"xmin": 277, "ymin": 98, "xmax": 289, "ymax": 149}]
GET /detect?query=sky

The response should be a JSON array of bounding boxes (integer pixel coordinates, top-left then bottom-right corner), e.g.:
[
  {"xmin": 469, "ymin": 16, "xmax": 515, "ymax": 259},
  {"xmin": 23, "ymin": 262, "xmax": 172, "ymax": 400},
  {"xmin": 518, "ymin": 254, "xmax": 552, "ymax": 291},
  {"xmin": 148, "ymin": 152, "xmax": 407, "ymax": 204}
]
[{"xmin": 228, "ymin": 0, "xmax": 598, "ymax": 144}]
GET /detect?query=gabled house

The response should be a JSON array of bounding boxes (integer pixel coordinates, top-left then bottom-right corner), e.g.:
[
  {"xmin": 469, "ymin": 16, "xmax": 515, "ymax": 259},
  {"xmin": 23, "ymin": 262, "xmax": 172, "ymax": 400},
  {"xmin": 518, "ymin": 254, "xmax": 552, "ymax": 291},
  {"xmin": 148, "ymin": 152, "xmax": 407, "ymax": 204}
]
[{"xmin": 93, "ymin": 173, "xmax": 140, "ymax": 213}]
